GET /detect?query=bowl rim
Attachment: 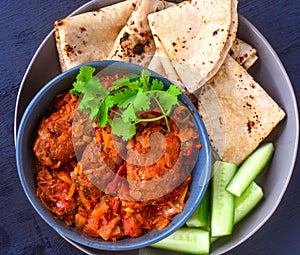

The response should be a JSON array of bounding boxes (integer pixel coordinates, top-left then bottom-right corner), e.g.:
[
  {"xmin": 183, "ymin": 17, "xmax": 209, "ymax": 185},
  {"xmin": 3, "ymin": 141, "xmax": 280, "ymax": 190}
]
[{"xmin": 16, "ymin": 60, "xmax": 212, "ymax": 251}]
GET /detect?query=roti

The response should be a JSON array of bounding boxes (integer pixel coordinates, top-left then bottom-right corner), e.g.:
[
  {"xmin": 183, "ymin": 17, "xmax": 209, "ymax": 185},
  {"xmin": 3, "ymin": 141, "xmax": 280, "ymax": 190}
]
[
  {"xmin": 148, "ymin": 37, "xmax": 186, "ymax": 91},
  {"xmin": 108, "ymin": 0, "xmax": 165, "ymax": 67},
  {"xmin": 54, "ymin": 0, "xmax": 137, "ymax": 72},
  {"xmin": 148, "ymin": 0, "xmax": 238, "ymax": 93},
  {"xmin": 198, "ymin": 55, "xmax": 285, "ymax": 165},
  {"xmin": 148, "ymin": 37, "xmax": 258, "ymax": 91},
  {"xmin": 229, "ymin": 38, "xmax": 258, "ymax": 69}
]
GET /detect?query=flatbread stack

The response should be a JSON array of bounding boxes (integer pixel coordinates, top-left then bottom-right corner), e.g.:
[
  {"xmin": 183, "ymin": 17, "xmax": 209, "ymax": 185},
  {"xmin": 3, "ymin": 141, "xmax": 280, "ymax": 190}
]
[
  {"xmin": 54, "ymin": 0, "xmax": 137, "ymax": 72},
  {"xmin": 53, "ymin": 0, "xmax": 286, "ymax": 166},
  {"xmin": 108, "ymin": 0, "xmax": 164, "ymax": 66},
  {"xmin": 148, "ymin": 0, "xmax": 238, "ymax": 93},
  {"xmin": 198, "ymin": 55, "xmax": 285, "ymax": 165},
  {"xmin": 229, "ymin": 38, "xmax": 258, "ymax": 70}
]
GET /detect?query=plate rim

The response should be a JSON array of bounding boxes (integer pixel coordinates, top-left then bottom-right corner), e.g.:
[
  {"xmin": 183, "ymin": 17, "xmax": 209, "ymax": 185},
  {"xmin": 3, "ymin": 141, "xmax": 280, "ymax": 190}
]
[{"xmin": 13, "ymin": 0, "xmax": 299, "ymax": 254}]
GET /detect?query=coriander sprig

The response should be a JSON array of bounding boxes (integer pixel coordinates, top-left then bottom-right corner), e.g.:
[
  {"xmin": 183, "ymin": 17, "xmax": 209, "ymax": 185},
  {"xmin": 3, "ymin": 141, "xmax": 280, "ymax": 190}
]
[{"xmin": 71, "ymin": 66, "xmax": 182, "ymax": 140}]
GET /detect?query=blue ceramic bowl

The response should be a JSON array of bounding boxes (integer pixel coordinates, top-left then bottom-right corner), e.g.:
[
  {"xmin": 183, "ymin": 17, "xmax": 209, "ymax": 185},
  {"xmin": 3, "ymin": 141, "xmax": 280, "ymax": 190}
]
[{"xmin": 16, "ymin": 60, "xmax": 211, "ymax": 251}]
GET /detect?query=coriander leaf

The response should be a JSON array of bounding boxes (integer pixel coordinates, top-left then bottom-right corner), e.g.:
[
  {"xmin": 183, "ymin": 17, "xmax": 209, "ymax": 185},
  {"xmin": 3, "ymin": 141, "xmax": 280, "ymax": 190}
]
[
  {"xmin": 140, "ymin": 69, "xmax": 151, "ymax": 91},
  {"xmin": 97, "ymin": 95, "xmax": 117, "ymax": 127},
  {"xmin": 119, "ymin": 94, "xmax": 136, "ymax": 109},
  {"xmin": 97, "ymin": 102, "xmax": 108, "ymax": 128},
  {"xmin": 78, "ymin": 94, "xmax": 102, "ymax": 122},
  {"xmin": 128, "ymin": 81, "xmax": 142, "ymax": 90},
  {"xmin": 166, "ymin": 85, "xmax": 182, "ymax": 97},
  {"xmin": 111, "ymin": 77, "xmax": 131, "ymax": 89},
  {"xmin": 71, "ymin": 81, "xmax": 86, "ymax": 96},
  {"xmin": 71, "ymin": 66, "xmax": 95, "ymax": 96},
  {"xmin": 156, "ymin": 92, "xmax": 178, "ymax": 113},
  {"xmin": 71, "ymin": 67, "xmax": 182, "ymax": 141},
  {"xmin": 76, "ymin": 66, "xmax": 96, "ymax": 82},
  {"xmin": 104, "ymin": 95, "xmax": 116, "ymax": 109},
  {"xmin": 122, "ymin": 104, "xmax": 136, "ymax": 123},
  {"xmin": 150, "ymin": 79, "xmax": 165, "ymax": 91},
  {"xmin": 111, "ymin": 117, "xmax": 136, "ymax": 141},
  {"xmin": 133, "ymin": 92, "xmax": 151, "ymax": 112},
  {"xmin": 110, "ymin": 73, "xmax": 139, "ymax": 91},
  {"xmin": 85, "ymin": 78, "xmax": 107, "ymax": 95},
  {"xmin": 78, "ymin": 94, "xmax": 97, "ymax": 112},
  {"xmin": 113, "ymin": 89, "xmax": 137, "ymax": 108}
]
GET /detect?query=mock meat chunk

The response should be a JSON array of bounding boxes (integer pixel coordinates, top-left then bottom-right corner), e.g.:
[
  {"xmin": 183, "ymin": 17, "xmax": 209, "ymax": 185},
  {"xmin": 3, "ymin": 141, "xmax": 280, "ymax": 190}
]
[{"xmin": 33, "ymin": 92, "xmax": 78, "ymax": 168}]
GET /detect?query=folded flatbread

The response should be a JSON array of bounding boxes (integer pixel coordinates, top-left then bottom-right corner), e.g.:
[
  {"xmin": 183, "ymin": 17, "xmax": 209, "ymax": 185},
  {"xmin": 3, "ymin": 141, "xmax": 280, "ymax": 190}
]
[
  {"xmin": 148, "ymin": 37, "xmax": 258, "ymax": 89},
  {"xmin": 54, "ymin": 0, "xmax": 136, "ymax": 72},
  {"xmin": 148, "ymin": 38, "xmax": 186, "ymax": 91},
  {"xmin": 198, "ymin": 55, "xmax": 285, "ymax": 165},
  {"xmin": 148, "ymin": 0, "xmax": 238, "ymax": 93},
  {"xmin": 108, "ymin": 0, "xmax": 164, "ymax": 67},
  {"xmin": 230, "ymin": 38, "xmax": 258, "ymax": 70}
]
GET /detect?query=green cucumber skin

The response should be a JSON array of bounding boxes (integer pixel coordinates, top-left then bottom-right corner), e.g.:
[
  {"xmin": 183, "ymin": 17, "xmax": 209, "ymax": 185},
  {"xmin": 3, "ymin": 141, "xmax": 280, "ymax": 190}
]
[
  {"xmin": 226, "ymin": 143, "xmax": 274, "ymax": 197},
  {"xmin": 150, "ymin": 228, "xmax": 210, "ymax": 254},
  {"xmin": 211, "ymin": 161, "xmax": 237, "ymax": 237},
  {"xmin": 186, "ymin": 186, "xmax": 210, "ymax": 228},
  {"xmin": 234, "ymin": 182, "xmax": 264, "ymax": 224},
  {"xmin": 211, "ymin": 181, "xmax": 264, "ymax": 244}
]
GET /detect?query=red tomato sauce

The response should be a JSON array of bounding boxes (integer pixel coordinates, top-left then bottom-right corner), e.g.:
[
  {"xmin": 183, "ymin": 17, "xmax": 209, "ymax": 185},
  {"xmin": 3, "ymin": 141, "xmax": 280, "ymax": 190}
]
[{"xmin": 33, "ymin": 75, "xmax": 200, "ymax": 241}]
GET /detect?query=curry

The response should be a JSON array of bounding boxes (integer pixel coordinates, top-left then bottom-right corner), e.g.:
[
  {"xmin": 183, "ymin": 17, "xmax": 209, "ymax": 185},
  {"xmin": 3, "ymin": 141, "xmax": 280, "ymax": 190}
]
[{"xmin": 33, "ymin": 74, "xmax": 200, "ymax": 241}]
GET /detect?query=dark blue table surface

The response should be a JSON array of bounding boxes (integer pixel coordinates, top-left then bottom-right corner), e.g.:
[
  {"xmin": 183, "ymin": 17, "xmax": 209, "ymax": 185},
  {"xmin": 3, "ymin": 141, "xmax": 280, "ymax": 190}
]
[{"xmin": 1, "ymin": 0, "xmax": 299, "ymax": 254}]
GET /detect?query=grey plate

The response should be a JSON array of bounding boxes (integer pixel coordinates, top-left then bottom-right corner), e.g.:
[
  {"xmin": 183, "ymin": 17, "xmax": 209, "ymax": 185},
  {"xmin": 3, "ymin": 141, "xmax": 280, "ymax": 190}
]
[{"xmin": 14, "ymin": 0, "xmax": 299, "ymax": 254}]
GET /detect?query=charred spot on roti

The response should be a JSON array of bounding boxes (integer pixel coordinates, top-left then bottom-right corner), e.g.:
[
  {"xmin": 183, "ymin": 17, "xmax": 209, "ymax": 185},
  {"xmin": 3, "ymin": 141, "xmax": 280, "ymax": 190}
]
[
  {"xmin": 213, "ymin": 29, "xmax": 219, "ymax": 36},
  {"xmin": 79, "ymin": 26, "xmax": 87, "ymax": 33},
  {"xmin": 64, "ymin": 44, "xmax": 75, "ymax": 57},
  {"xmin": 153, "ymin": 33, "xmax": 158, "ymax": 38},
  {"xmin": 218, "ymin": 117, "xmax": 223, "ymax": 127},
  {"xmin": 120, "ymin": 32, "xmax": 130, "ymax": 44},
  {"xmin": 247, "ymin": 120, "xmax": 255, "ymax": 134},
  {"xmin": 56, "ymin": 20, "xmax": 64, "ymax": 26},
  {"xmin": 244, "ymin": 102, "xmax": 252, "ymax": 109},
  {"xmin": 133, "ymin": 42, "xmax": 146, "ymax": 55}
]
